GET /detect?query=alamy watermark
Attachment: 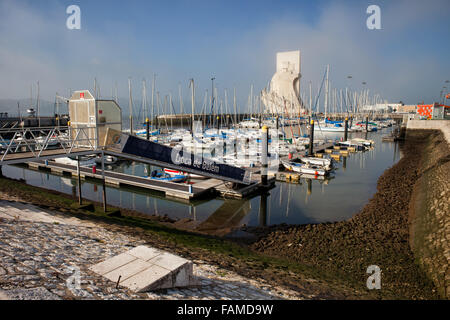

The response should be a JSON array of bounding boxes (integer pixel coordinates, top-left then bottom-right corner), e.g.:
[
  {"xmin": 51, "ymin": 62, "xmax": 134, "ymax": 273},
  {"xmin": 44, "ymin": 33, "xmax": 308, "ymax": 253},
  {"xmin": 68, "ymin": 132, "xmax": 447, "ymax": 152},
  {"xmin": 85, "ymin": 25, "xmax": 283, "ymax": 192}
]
[
  {"xmin": 366, "ymin": 5, "xmax": 381, "ymax": 30},
  {"xmin": 66, "ymin": 5, "xmax": 81, "ymax": 30},
  {"xmin": 170, "ymin": 123, "xmax": 281, "ymax": 177},
  {"xmin": 366, "ymin": 265, "xmax": 381, "ymax": 289},
  {"xmin": 65, "ymin": 265, "xmax": 91, "ymax": 297},
  {"xmin": 66, "ymin": 265, "xmax": 81, "ymax": 291}
]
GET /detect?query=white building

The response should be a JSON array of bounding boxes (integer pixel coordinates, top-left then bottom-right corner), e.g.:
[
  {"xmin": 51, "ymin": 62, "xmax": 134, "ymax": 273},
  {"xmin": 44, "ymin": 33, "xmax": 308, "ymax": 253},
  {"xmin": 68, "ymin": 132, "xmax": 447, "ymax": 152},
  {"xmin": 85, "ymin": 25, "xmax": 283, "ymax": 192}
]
[
  {"xmin": 261, "ymin": 51, "xmax": 305, "ymax": 115},
  {"xmin": 360, "ymin": 103, "xmax": 401, "ymax": 113}
]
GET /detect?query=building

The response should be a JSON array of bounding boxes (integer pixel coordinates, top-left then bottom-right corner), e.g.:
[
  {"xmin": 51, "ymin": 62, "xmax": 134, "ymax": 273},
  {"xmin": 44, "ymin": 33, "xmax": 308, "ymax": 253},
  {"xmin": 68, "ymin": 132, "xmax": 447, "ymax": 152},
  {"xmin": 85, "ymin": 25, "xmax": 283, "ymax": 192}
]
[
  {"xmin": 261, "ymin": 50, "xmax": 305, "ymax": 115},
  {"xmin": 396, "ymin": 105, "xmax": 417, "ymax": 114},
  {"xmin": 444, "ymin": 105, "xmax": 450, "ymax": 119},
  {"xmin": 68, "ymin": 90, "xmax": 122, "ymax": 148},
  {"xmin": 417, "ymin": 103, "xmax": 444, "ymax": 120},
  {"xmin": 360, "ymin": 103, "xmax": 400, "ymax": 113}
]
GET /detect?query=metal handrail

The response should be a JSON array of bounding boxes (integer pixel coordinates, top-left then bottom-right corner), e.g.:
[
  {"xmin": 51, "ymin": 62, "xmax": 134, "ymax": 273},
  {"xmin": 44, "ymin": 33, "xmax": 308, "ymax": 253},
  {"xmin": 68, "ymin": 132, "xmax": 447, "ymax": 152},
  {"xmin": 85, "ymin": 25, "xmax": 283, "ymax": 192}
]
[{"xmin": 0, "ymin": 126, "xmax": 97, "ymax": 163}]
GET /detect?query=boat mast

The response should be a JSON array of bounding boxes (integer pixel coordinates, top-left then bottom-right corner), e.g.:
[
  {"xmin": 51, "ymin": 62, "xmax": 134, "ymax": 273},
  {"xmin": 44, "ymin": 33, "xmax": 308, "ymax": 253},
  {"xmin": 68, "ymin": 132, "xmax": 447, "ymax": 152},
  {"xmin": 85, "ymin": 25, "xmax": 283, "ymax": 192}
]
[
  {"xmin": 151, "ymin": 74, "xmax": 155, "ymax": 131},
  {"xmin": 156, "ymin": 91, "xmax": 160, "ymax": 130},
  {"xmin": 37, "ymin": 81, "xmax": 40, "ymax": 127},
  {"xmin": 169, "ymin": 92, "xmax": 173, "ymax": 131},
  {"xmin": 309, "ymin": 81, "xmax": 312, "ymax": 117},
  {"xmin": 142, "ymin": 78, "xmax": 147, "ymax": 124},
  {"xmin": 210, "ymin": 77, "xmax": 215, "ymax": 128},
  {"xmin": 324, "ymin": 64, "xmax": 329, "ymax": 120},
  {"xmin": 128, "ymin": 78, "xmax": 133, "ymax": 135},
  {"xmin": 189, "ymin": 79, "xmax": 195, "ymax": 136},
  {"xmin": 30, "ymin": 84, "xmax": 33, "ymax": 114},
  {"xmin": 179, "ymin": 83, "xmax": 183, "ymax": 129},
  {"xmin": 233, "ymin": 87, "xmax": 237, "ymax": 125}
]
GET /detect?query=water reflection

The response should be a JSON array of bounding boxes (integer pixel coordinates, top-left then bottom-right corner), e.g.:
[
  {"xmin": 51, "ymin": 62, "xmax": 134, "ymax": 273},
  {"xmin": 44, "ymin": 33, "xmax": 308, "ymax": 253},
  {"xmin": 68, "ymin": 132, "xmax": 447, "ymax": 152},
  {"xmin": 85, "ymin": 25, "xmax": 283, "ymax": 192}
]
[
  {"xmin": 2, "ymin": 129, "xmax": 402, "ymax": 233},
  {"xmin": 195, "ymin": 199, "xmax": 251, "ymax": 236}
]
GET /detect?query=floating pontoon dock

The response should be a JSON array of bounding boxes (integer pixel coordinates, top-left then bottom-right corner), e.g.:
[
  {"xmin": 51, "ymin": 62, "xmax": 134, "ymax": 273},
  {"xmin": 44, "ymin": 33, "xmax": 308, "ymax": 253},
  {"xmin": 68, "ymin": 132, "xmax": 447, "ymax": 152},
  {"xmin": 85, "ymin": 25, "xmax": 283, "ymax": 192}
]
[{"xmin": 26, "ymin": 160, "xmax": 274, "ymax": 200}]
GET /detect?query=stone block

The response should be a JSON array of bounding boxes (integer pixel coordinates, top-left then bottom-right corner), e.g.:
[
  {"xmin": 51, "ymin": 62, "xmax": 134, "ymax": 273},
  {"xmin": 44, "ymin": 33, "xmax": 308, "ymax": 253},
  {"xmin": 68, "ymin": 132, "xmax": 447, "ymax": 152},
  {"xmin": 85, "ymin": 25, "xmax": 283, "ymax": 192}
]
[{"xmin": 90, "ymin": 246, "xmax": 198, "ymax": 292}]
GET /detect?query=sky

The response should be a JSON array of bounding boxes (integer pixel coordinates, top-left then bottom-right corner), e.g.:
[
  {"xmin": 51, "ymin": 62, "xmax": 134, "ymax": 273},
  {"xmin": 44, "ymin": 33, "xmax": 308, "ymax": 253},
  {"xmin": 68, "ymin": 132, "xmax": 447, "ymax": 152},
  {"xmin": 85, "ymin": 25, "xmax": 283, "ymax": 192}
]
[{"xmin": 0, "ymin": 0, "xmax": 449, "ymax": 113}]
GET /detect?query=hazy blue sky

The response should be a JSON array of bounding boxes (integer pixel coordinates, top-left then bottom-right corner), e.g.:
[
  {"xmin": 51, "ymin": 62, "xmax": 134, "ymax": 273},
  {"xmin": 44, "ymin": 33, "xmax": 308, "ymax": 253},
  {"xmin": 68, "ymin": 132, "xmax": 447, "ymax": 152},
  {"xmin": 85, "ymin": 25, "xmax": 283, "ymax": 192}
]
[{"xmin": 0, "ymin": 0, "xmax": 449, "ymax": 111}]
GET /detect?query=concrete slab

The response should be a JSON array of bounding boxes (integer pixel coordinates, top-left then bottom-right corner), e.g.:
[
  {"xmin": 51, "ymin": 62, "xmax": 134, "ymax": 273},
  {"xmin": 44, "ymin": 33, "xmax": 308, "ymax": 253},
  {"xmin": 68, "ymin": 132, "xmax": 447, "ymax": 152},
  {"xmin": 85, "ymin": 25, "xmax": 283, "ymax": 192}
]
[
  {"xmin": 90, "ymin": 245, "xmax": 198, "ymax": 292},
  {"xmin": 127, "ymin": 246, "xmax": 162, "ymax": 261},
  {"xmin": 103, "ymin": 259, "xmax": 152, "ymax": 283},
  {"xmin": 89, "ymin": 252, "xmax": 137, "ymax": 276},
  {"xmin": 148, "ymin": 252, "xmax": 189, "ymax": 270},
  {"xmin": 120, "ymin": 265, "xmax": 171, "ymax": 292}
]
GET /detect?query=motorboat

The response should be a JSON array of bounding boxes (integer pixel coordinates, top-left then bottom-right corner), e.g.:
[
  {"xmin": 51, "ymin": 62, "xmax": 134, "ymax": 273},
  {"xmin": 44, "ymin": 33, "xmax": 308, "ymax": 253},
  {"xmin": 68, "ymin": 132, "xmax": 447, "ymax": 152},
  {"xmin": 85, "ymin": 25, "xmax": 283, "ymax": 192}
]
[
  {"xmin": 281, "ymin": 160, "xmax": 328, "ymax": 176},
  {"xmin": 147, "ymin": 170, "xmax": 187, "ymax": 182},
  {"xmin": 163, "ymin": 168, "xmax": 207, "ymax": 179}
]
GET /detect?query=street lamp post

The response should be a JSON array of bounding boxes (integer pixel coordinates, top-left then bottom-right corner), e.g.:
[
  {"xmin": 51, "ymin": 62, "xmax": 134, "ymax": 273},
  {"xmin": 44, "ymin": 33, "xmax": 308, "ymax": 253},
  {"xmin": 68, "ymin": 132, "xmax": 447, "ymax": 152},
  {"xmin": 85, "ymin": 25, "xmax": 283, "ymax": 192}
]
[
  {"xmin": 361, "ymin": 81, "xmax": 367, "ymax": 116},
  {"xmin": 442, "ymin": 86, "xmax": 447, "ymax": 104}
]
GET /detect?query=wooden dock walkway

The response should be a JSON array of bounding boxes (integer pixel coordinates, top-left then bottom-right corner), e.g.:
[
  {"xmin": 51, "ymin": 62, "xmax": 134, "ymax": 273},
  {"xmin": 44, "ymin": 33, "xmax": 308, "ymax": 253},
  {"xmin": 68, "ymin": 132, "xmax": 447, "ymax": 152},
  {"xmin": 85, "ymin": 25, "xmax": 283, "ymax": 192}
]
[
  {"xmin": 26, "ymin": 160, "xmax": 272, "ymax": 200},
  {"xmin": 27, "ymin": 160, "xmax": 211, "ymax": 200}
]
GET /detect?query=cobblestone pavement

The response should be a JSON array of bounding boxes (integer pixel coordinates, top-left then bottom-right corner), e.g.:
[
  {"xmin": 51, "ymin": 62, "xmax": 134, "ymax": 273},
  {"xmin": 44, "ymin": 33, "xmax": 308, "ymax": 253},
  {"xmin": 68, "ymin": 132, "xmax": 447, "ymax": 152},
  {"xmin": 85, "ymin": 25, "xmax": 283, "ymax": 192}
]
[{"xmin": 0, "ymin": 200, "xmax": 303, "ymax": 300}]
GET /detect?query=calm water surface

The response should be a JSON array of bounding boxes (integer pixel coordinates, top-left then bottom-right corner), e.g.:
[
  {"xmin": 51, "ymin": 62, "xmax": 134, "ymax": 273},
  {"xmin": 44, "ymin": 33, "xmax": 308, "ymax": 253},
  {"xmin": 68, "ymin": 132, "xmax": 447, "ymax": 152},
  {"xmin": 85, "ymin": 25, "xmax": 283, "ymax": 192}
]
[{"xmin": 3, "ymin": 128, "xmax": 402, "ymax": 233}]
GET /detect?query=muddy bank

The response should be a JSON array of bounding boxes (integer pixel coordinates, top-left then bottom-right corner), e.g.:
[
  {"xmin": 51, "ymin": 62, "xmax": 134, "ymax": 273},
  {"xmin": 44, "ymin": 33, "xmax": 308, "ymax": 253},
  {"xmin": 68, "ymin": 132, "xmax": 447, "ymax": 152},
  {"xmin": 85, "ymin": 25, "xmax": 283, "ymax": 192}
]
[{"xmin": 247, "ymin": 131, "xmax": 443, "ymax": 299}]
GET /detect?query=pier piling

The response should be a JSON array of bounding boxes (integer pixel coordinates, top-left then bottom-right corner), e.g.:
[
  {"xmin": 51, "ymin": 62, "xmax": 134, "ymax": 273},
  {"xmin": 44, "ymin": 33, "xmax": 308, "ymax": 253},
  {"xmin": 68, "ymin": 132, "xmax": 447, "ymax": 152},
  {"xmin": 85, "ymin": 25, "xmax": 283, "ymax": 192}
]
[
  {"xmin": 146, "ymin": 117, "xmax": 150, "ymax": 140},
  {"xmin": 101, "ymin": 152, "xmax": 107, "ymax": 212},
  {"xmin": 308, "ymin": 120, "xmax": 314, "ymax": 156},
  {"xmin": 344, "ymin": 117, "xmax": 348, "ymax": 141},
  {"xmin": 261, "ymin": 126, "xmax": 268, "ymax": 186},
  {"xmin": 76, "ymin": 156, "xmax": 82, "ymax": 205}
]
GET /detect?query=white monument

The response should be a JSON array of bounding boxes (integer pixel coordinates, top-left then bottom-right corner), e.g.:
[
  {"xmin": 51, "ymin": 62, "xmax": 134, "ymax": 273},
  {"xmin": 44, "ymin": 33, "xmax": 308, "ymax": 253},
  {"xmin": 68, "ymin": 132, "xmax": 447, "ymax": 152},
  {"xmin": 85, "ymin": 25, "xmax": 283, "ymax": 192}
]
[{"xmin": 261, "ymin": 50, "xmax": 305, "ymax": 115}]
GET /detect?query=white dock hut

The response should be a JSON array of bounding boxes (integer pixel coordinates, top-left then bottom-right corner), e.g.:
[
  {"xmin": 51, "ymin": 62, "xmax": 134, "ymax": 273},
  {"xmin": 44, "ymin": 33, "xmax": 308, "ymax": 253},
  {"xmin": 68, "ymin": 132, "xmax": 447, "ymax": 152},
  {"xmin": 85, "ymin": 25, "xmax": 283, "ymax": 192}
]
[{"xmin": 68, "ymin": 90, "xmax": 122, "ymax": 148}]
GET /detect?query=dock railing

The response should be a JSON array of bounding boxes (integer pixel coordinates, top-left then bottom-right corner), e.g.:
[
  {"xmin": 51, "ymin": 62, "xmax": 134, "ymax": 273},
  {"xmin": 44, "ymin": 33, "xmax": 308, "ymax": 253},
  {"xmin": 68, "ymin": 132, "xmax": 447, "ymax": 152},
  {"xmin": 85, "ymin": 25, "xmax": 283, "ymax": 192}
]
[{"xmin": 0, "ymin": 126, "xmax": 98, "ymax": 164}]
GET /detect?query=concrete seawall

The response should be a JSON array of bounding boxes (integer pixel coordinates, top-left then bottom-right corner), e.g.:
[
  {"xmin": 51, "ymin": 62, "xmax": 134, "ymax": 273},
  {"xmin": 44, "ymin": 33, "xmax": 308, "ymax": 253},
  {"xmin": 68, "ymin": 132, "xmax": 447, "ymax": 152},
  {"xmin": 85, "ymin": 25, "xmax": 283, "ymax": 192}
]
[
  {"xmin": 407, "ymin": 129, "xmax": 450, "ymax": 299},
  {"xmin": 406, "ymin": 120, "xmax": 450, "ymax": 145}
]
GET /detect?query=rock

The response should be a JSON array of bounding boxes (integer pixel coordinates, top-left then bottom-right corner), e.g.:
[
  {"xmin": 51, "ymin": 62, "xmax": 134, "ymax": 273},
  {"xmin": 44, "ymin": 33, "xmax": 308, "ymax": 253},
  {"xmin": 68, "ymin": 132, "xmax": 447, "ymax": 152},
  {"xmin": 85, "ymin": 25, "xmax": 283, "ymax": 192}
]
[{"xmin": 0, "ymin": 287, "xmax": 61, "ymax": 300}]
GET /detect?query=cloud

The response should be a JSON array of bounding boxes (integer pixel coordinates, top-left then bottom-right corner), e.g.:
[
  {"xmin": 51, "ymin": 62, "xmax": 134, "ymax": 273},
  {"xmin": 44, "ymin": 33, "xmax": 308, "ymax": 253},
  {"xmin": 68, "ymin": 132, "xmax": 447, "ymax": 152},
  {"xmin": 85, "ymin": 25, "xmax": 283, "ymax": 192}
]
[
  {"xmin": 0, "ymin": 0, "xmax": 449, "ymax": 111},
  {"xmin": 224, "ymin": 0, "xmax": 450, "ymax": 105}
]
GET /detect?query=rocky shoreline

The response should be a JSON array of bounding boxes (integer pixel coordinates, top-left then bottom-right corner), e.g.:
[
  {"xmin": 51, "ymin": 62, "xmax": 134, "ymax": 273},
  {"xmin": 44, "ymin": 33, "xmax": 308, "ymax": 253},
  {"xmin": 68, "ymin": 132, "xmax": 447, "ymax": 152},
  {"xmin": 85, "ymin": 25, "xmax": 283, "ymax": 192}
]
[
  {"xmin": 247, "ymin": 130, "xmax": 448, "ymax": 299},
  {"xmin": 409, "ymin": 130, "xmax": 450, "ymax": 298}
]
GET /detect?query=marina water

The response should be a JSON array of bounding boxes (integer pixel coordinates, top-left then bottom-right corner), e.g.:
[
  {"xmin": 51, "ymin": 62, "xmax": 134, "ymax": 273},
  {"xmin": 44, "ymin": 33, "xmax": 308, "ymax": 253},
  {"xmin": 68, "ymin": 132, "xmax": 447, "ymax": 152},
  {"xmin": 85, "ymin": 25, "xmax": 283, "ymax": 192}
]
[{"xmin": 2, "ymin": 128, "xmax": 401, "ymax": 235}]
